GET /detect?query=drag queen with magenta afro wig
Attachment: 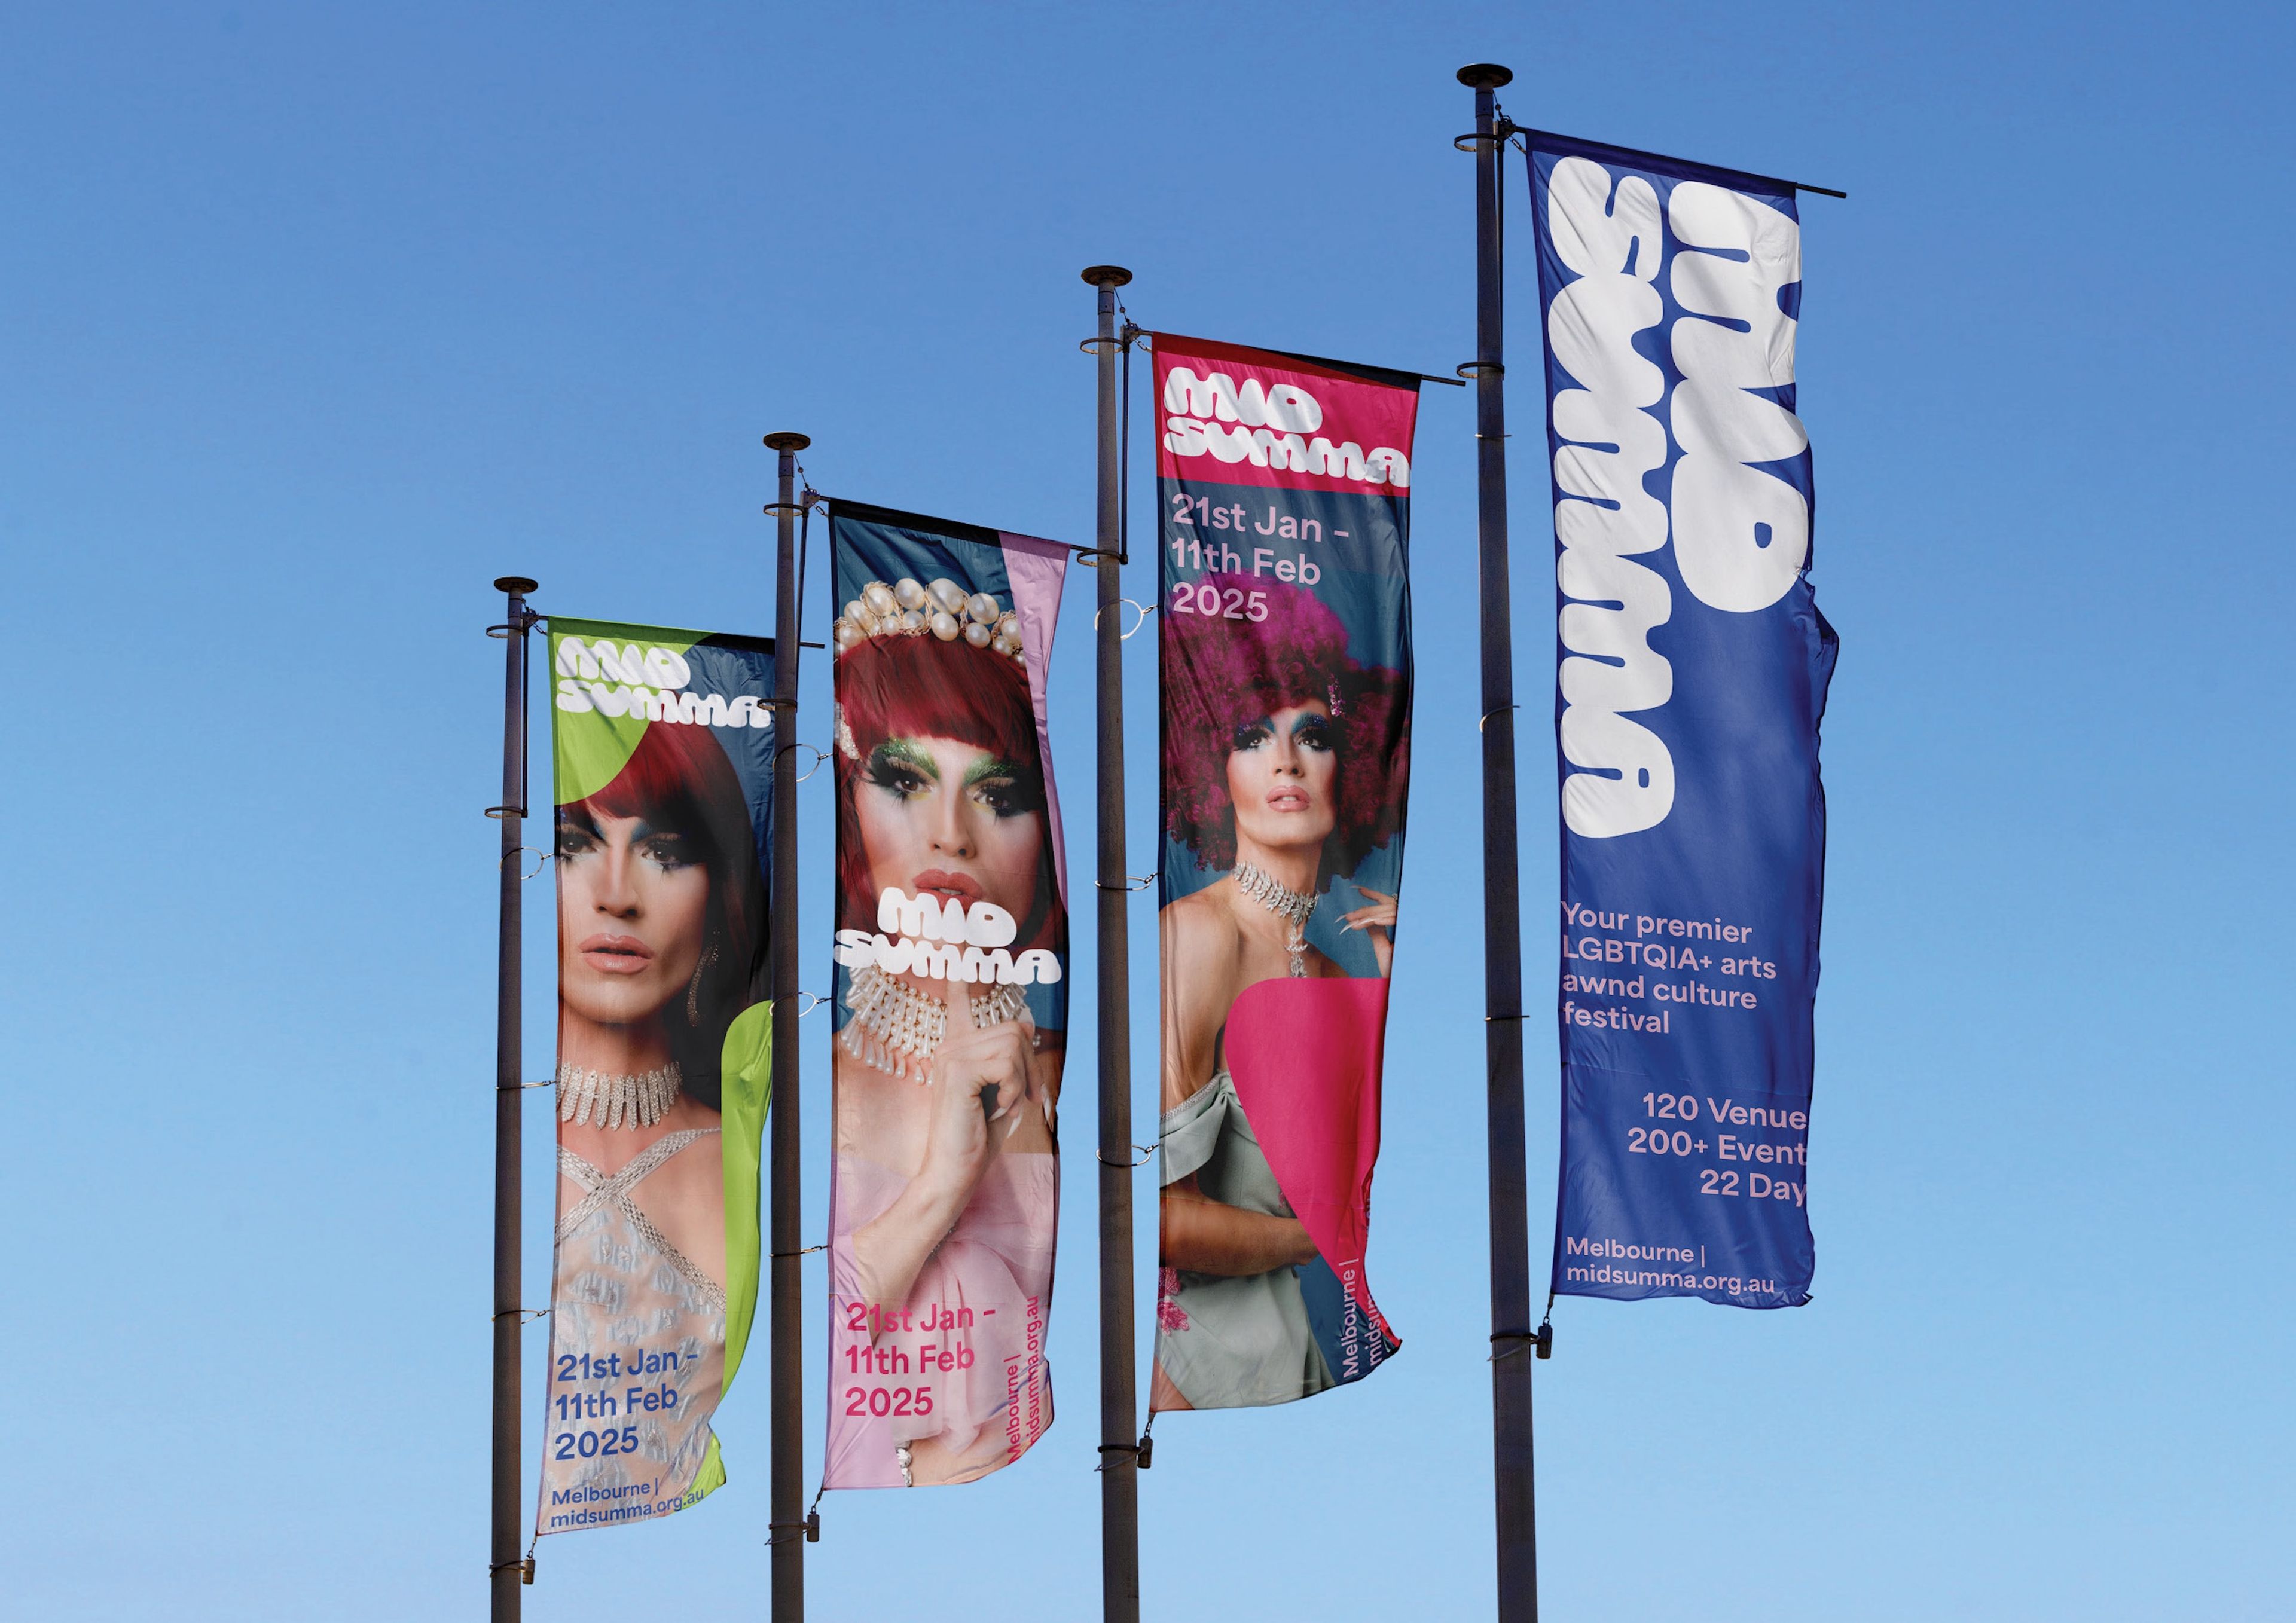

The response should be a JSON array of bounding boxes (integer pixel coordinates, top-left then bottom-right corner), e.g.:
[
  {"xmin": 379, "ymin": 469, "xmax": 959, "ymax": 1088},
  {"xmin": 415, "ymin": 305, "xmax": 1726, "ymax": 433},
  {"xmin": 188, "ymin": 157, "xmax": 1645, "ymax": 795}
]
[
  {"xmin": 1153, "ymin": 573, "xmax": 1407, "ymax": 1411},
  {"xmin": 828, "ymin": 576, "xmax": 1064, "ymax": 1487}
]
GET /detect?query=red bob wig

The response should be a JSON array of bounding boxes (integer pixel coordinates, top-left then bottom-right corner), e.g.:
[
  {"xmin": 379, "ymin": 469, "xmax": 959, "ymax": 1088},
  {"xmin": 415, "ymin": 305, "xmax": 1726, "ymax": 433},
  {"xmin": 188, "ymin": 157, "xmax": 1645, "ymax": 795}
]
[
  {"xmin": 558, "ymin": 719, "xmax": 764, "ymax": 1106},
  {"xmin": 833, "ymin": 631, "xmax": 1064, "ymax": 952}
]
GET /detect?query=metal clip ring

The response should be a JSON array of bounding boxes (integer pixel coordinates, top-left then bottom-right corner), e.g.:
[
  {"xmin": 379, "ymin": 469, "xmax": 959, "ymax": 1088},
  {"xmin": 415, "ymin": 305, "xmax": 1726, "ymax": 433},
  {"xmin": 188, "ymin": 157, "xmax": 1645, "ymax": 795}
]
[
  {"xmin": 778, "ymin": 742, "xmax": 829, "ymax": 782},
  {"xmin": 1094, "ymin": 598, "xmax": 1156, "ymax": 640}
]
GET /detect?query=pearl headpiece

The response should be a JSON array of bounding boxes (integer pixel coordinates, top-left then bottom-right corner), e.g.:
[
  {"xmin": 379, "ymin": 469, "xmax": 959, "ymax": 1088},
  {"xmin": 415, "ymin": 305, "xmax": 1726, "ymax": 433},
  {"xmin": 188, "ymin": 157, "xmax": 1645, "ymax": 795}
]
[
  {"xmin": 833, "ymin": 576, "xmax": 1025, "ymax": 662},
  {"xmin": 833, "ymin": 577, "xmax": 1027, "ymax": 762}
]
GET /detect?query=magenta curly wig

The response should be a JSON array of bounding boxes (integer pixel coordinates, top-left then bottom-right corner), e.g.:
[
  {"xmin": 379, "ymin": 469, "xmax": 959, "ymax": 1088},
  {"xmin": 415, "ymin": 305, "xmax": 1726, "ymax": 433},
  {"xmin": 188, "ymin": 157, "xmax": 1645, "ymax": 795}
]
[{"xmin": 1161, "ymin": 573, "xmax": 1408, "ymax": 887}]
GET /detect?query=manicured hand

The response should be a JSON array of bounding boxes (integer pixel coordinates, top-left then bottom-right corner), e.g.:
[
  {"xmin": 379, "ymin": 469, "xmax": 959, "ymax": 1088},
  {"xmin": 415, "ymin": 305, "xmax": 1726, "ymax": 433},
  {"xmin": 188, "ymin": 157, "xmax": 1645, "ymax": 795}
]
[
  {"xmin": 918, "ymin": 977, "xmax": 1039, "ymax": 1206},
  {"xmin": 1339, "ymin": 887, "xmax": 1398, "ymax": 977}
]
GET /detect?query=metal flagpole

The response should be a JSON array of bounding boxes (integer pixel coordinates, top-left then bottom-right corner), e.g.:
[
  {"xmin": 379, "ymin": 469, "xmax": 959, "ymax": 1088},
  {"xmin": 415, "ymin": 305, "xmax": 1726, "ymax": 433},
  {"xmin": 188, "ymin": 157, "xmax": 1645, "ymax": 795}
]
[
  {"xmin": 1082, "ymin": 264, "xmax": 1140, "ymax": 1623},
  {"xmin": 763, "ymin": 431, "xmax": 811, "ymax": 1618},
  {"xmin": 1457, "ymin": 62, "xmax": 1541, "ymax": 1622},
  {"xmin": 490, "ymin": 574, "xmax": 538, "ymax": 1616}
]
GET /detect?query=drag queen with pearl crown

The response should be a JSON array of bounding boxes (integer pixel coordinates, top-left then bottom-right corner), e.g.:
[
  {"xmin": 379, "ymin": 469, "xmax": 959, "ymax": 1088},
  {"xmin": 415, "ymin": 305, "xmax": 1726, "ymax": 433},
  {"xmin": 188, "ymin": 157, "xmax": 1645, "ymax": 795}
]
[{"xmin": 826, "ymin": 572, "xmax": 1065, "ymax": 1487}]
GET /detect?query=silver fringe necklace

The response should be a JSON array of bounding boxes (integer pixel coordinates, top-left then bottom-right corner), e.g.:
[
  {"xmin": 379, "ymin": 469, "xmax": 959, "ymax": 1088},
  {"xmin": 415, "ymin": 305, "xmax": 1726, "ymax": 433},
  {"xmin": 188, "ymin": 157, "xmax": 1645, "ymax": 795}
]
[
  {"xmin": 558, "ymin": 1061, "xmax": 683, "ymax": 1129},
  {"xmin": 1233, "ymin": 860, "xmax": 1315, "ymax": 977},
  {"xmin": 840, "ymin": 964, "xmax": 1029, "ymax": 1082}
]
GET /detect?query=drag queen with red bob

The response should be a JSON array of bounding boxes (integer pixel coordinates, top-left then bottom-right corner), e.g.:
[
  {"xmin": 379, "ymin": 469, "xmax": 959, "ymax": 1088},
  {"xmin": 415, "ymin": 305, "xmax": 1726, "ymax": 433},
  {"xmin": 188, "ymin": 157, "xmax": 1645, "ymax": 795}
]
[
  {"xmin": 551, "ymin": 717, "xmax": 762, "ymax": 1494},
  {"xmin": 1153, "ymin": 575, "xmax": 1407, "ymax": 1411},
  {"xmin": 828, "ymin": 576, "xmax": 1065, "ymax": 1487}
]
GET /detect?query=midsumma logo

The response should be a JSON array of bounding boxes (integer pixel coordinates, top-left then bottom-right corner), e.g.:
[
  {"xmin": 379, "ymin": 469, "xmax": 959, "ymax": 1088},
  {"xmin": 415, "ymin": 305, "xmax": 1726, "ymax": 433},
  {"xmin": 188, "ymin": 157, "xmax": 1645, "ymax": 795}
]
[
  {"xmin": 834, "ymin": 887, "xmax": 1062, "ymax": 986},
  {"xmin": 554, "ymin": 637, "xmax": 774, "ymax": 728},
  {"xmin": 1161, "ymin": 366, "xmax": 1410, "ymax": 488}
]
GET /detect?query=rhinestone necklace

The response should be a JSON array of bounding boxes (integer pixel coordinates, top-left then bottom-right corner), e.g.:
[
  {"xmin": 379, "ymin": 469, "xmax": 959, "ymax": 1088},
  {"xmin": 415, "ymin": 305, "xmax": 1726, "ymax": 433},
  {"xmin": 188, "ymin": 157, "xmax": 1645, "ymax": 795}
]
[
  {"xmin": 1232, "ymin": 860, "xmax": 1316, "ymax": 978},
  {"xmin": 558, "ymin": 1061, "xmax": 683, "ymax": 1130},
  {"xmin": 839, "ymin": 964, "xmax": 1030, "ymax": 1083}
]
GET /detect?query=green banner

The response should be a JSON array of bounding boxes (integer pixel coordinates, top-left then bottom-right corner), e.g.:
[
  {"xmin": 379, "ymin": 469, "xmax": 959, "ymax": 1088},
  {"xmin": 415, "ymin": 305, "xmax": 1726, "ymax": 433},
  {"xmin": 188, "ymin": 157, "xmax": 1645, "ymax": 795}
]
[{"xmin": 536, "ymin": 617, "xmax": 777, "ymax": 1536}]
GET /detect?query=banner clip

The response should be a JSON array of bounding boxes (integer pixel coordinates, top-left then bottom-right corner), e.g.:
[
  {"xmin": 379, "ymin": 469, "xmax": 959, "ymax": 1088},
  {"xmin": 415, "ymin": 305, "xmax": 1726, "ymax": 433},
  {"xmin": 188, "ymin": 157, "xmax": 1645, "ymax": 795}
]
[
  {"xmin": 483, "ymin": 805, "xmax": 527, "ymax": 820},
  {"xmin": 1096, "ymin": 872, "xmax": 1157, "ymax": 892},
  {"xmin": 770, "ymin": 1242, "xmax": 826, "ymax": 1259},
  {"xmin": 489, "ymin": 1556, "xmax": 536, "ymax": 1584},
  {"xmin": 1478, "ymin": 704, "xmax": 1519, "ymax": 732},
  {"xmin": 1456, "ymin": 361, "xmax": 1505, "ymax": 379},
  {"xmin": 766, "ymin": 1514, "xmax": 820, "ymax": 1545},
  {"xmin": 1489, "ymin": 1324, "xmax": 1552, "ymax": 1361}
]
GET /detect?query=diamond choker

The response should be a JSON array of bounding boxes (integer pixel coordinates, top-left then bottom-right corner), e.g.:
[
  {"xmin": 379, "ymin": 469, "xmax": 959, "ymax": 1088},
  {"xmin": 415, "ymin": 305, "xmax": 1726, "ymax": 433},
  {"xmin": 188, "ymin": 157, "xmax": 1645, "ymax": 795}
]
[{"xmin": 558, "ymin": 1062, "xmax": 683, "ymax": 1129}]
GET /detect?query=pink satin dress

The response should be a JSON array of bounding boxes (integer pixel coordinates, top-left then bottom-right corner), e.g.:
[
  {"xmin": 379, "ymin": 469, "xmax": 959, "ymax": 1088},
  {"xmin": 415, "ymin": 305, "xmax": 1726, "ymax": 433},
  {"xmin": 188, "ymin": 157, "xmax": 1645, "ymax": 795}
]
[{"xmin": 826, "ymin": 1150, "xmax": 1057, "ymax": 1487}]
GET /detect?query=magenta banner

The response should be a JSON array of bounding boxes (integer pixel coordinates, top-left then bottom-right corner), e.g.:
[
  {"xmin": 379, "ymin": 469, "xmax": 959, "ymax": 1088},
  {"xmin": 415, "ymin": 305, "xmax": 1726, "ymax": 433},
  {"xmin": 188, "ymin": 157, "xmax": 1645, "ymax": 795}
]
[{"xmin": 1150, "ymin": 333, "xmax": 1418, "ymax": 1413}]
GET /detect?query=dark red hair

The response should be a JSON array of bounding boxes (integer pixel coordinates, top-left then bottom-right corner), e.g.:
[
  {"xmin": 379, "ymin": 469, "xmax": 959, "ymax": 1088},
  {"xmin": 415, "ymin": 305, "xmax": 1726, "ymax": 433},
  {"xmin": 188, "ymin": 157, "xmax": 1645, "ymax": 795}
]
[
  {"xmin": 558, "ymin": 719, "xmax": 763, "ymax": 1108},
  {"xmin": 833, "ymin": 631, "xmax": 1063, "ymax": 952},
  {"xmin": 1161, "ymin": 573, "xmax": 1409, "ymax": 886}
]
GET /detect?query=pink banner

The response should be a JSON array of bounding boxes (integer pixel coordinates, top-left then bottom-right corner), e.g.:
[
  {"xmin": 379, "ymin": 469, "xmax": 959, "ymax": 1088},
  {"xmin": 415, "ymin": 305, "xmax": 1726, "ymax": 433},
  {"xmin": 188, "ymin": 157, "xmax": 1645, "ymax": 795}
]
[{"xmin": 823, "ymin": 502, "xmax": 1070, "ymax": 1488}]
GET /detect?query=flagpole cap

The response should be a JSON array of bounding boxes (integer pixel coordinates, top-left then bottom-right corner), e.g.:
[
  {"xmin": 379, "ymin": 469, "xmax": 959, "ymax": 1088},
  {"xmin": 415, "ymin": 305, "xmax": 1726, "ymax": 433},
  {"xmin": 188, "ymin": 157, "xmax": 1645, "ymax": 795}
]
[
  {"xmin": 1457, "ymin": 63, "xmax": 1513, "ymax": 88},
  {"xmin": 762, "ymin": 432, "xmax": 811, "ymax": 451},
  {"xmin": 1080, "ymin": 265, "xmax": 1133, "ymax": 288},
  {"xmin": 494, "ymin": 576, "xmax": 538, "ymax": 595}
]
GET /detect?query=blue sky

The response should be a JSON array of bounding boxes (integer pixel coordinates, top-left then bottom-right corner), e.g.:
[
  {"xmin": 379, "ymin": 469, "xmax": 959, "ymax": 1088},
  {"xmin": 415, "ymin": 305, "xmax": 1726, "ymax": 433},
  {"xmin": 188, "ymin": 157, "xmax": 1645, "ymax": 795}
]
[{"xmin": 5, "ymin": 4, "xmax": 2290, "ymax": 1619}]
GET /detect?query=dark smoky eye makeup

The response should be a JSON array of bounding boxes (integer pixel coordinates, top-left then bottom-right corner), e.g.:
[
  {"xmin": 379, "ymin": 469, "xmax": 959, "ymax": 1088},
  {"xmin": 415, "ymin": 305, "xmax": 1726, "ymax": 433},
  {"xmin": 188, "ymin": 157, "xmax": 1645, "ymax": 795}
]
[
  {"xmin": 1292, "ymin": 714, "xmax": 1335, "ymax": 750},
  {"xmin": 968, "ymin": 770, "xmax": 1045, "ymax": 818},
  {"xmin": 1231, "ymin": 719, "xmax": 1274, "ymax": 751},
  {"xmin": 555, "ymin": 814, "xmax": 599, "ymax": 855}
]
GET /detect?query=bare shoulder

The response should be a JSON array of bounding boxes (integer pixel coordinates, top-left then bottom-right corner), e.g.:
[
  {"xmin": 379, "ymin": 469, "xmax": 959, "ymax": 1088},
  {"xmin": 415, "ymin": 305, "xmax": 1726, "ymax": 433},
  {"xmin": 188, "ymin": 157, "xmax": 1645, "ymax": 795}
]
[
  {"xmin": 1166, "ymin": 881, "xmax": 1239, "ymax": 946},
  {"xmin": 1159, "ymin": 886, "xmax": 1241, "ymax": 1109},
  {"xmin": 1160, "ymin": 886, "xmax": 1240, "ymax": 983}
]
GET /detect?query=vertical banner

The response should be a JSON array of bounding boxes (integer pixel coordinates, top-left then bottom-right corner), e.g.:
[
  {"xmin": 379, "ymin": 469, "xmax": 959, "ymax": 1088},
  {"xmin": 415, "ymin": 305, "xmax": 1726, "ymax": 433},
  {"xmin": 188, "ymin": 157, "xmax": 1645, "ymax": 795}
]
[
  {"xmin": 1529, "ymin": 136, "xmax": 1837, "ymax": 1307},
  {"xmin": 538, "ymin": 618, "xmax": 777, "ymax": 1535},
  {"xmin": 1150, "ymin": 334, "xmax": 1416, "ymax": 1411},
  {"xmin": 824, "ymin": 500, "xmax": 1070, "ymax": 1487}
]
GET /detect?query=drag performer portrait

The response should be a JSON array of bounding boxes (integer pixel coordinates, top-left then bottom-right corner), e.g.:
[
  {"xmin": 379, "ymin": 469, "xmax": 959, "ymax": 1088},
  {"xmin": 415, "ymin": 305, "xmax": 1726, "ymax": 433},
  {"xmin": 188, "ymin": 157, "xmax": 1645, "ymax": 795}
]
[
  {"xmin": 826, "ymin": 571, "xmax": 1065, "ymax": 1487},
  {"xmin": 1153, "ymin": 574, "xmax": 1409, "ymax": 1412}
]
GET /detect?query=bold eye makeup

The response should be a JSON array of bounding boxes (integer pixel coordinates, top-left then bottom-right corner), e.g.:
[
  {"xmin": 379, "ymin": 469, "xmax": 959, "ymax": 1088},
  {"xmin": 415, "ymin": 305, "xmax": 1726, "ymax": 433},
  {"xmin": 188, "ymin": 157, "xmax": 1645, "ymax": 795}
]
[
  {"xmin": 963, "ymin": 754, "xmax": 1043, "ymax": 819},
  {"xmin": 555, "ymin": 811, "xmax": 601, "ymax": 860},
  {"xmin": 634, "ymin": 830, "xmax": 694, "ymax": 872},
  {"xmin": 1232, "ymin": 719, "xmax": 1275, "ymax": 752},
  {"xmin": 1292, "ymin": 713, "xmax": 1335, "ymax": 752},
  {"xmin": 863, "ymin": 738, "xmax": 939, "ymax": 800}
]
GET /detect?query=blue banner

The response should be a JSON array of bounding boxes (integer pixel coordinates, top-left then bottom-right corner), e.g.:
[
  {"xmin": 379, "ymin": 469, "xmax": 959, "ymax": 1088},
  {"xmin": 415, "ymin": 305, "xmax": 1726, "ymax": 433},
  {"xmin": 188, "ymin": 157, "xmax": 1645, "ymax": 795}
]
[{"xmin": 1529, "ymin": 135, "xmax": 1837, "ymax": 1308}]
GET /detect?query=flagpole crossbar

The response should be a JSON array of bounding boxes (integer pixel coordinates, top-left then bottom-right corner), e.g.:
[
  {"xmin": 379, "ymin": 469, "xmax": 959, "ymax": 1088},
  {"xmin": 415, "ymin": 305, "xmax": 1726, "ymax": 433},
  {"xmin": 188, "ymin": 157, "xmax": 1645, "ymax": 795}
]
[{"xmin": 1500, "ymin": 120, "xmax": 1848, "ymax": 198}]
